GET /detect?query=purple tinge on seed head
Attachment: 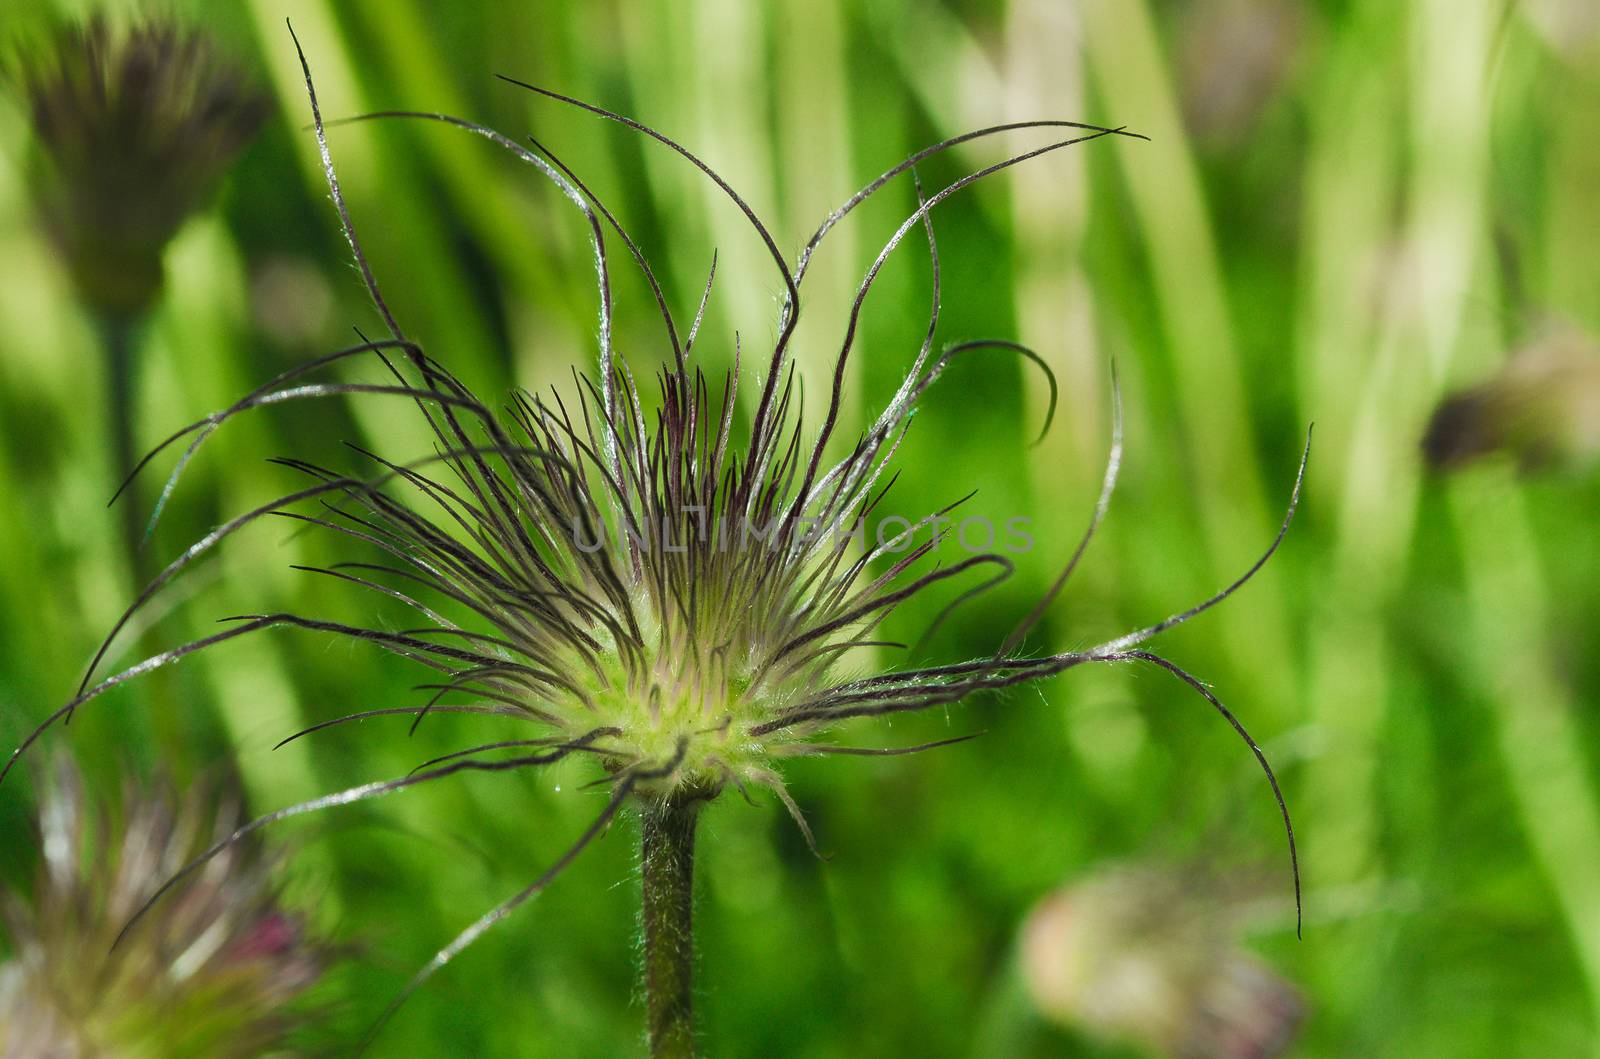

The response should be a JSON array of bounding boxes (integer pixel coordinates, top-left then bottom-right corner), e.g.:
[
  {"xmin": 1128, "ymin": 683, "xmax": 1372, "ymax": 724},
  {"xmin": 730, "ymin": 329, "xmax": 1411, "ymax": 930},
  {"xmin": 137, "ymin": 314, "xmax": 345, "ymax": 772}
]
[
  {"xmin": 1021, "ymin": 861, "xmax": 1305, "ymax": 1059},
  {"xmin": 0, "ymin": 758, "xmax": 329, "ymax": 1057}
]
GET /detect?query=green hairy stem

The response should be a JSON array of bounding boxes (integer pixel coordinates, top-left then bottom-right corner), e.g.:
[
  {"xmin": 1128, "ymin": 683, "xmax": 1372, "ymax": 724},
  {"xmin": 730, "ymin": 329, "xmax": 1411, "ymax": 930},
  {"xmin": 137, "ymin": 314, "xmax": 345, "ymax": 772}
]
[
  {"xmin": 641, "ymin": 795, "xmax": 701, "ymax": 1058},
  {"xmin": 100, "ymin": 313, "xmax": 145, "ymax": 582}
]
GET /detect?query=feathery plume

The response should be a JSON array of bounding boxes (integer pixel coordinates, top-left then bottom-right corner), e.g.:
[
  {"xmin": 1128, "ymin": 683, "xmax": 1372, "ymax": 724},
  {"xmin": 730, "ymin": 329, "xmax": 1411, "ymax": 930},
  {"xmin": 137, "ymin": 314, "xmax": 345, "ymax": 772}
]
[
  {"xmin": 0, "ymin": 758, "xmax": 328, "ymax": 1057},
  {"xmin": 11, "ymin": 16, "xmax": 269, "ymax": 317},
  {"xmin": 8, "ymin": 16, "xmax": 270, "ymax": 575}
]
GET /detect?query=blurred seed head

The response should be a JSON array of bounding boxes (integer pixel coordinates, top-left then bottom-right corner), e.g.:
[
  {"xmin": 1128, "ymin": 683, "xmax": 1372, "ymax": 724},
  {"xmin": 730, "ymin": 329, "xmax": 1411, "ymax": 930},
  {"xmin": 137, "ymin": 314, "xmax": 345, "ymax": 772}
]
[
  {"xmin": 15, "ymin": 47, "xmax": 1308, "ymax": 1035},
  {"xmin": 1522, "ymin": 0, "xmax": 1600, "ymax": 64},
  {"xmin": 1423, "ymin": 327, "xmax": 1600, "ymax": 473},
  {"xmin": 1176, "ymin": 0, "xmax": 1304, "ymax": 150},
  {"xmin": 9, "ymin": 17, "xmax": 270, "ymax": 318},
  {"xmin": 1020, "ymin": 861, "xmax": 1304, "ymax": 1059},
  {"xmin": 250, "ymin": 255, "xmax": 336, "ymax": 351},
  {"xmin": 0, "ymin": 758, "xmax": 328, "ymax": 1057}
]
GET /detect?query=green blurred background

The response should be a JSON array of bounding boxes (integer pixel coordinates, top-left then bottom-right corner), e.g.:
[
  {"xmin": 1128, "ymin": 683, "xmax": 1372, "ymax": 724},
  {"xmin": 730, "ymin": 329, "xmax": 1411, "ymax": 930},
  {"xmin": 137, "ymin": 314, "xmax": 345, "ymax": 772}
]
[{"xmin": 2, "ymin": 0, "xmax": 1599, "ymax": 1055}]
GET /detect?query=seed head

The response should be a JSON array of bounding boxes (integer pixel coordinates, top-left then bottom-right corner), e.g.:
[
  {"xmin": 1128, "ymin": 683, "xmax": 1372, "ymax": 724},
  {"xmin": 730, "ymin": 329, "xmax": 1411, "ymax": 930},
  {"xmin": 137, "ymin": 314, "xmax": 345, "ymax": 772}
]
[
  {"xmin": 2, "ymin": 28, "xmax": 1308, "ymax": 1046},
  {"xmin": 1423, "ymin": 327, "xmax": 1600, "ymax": 473},
  {"xmin": 10, "ymin": 17, "xmax": 269, "ymax": 317},
  {"xmin": 0, "ymin": 758, "xmax": 328, "ymax": 1057},
  {"xmin": 1522, "ymin": 0, "xmax": 1600, "ymax": 62},
  {"xmin": 1021, "ymin": 861, "xmax": 1305, "ymax": 1059}
]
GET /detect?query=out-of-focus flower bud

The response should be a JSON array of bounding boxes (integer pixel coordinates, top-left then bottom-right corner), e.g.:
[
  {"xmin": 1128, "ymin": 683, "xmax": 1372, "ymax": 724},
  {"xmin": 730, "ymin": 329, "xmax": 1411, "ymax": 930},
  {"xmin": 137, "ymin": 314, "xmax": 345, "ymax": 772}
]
[
  {"xmin": 0, "ymin": 759, "xmax": 329, "ymax": 1057},
  {"xmin": 1522, "ymin": 0, "xmax": 1600, "ymax": 65},
  {"xmin": 10, "ymin": 17, "xmax": 269, "ymax": 318},
  {"xmin": 250, "ymin": 255, "xmax": 335, "ymax": 352},
  {"xmin": 1176, "ymin": 0, "xmax": 1304, "ymax": 150},
  {"xmin": 1423, "ymin": 329, "xmax": 1600, "ymax": 474},
  {"xmin": 1020, "ymin": 862, "xmax": 1304, "ymax": 1059}
]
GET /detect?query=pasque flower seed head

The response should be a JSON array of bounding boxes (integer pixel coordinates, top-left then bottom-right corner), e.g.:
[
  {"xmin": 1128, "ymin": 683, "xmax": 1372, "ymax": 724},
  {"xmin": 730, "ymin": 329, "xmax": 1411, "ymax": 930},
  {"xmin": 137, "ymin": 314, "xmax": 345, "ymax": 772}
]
[
  {"xmin": 11, "ymin": 17, "xmax": 269, "ymax": 317},
  {"xmin": 3, "ymin": 28, "xmax": 1309, "ymax": 1048},
  {"xmin": 0, "ymin": 758, "xmax": 328, "ymax": 1057}
]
